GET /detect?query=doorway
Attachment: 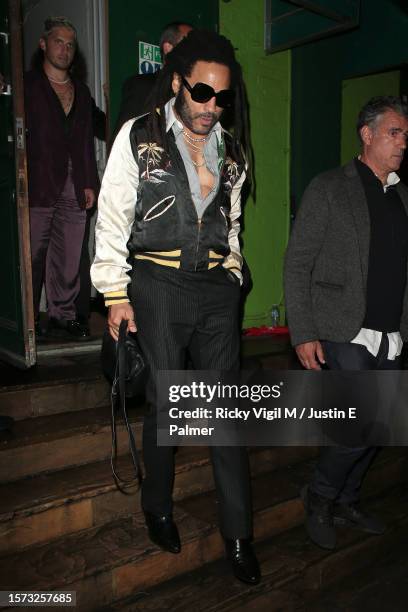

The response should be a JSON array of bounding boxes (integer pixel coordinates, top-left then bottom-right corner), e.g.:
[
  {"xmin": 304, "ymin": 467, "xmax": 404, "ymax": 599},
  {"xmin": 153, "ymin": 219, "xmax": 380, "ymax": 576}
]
[{"xmin": 22, "ymin": 0, "xmax": 108, "ymax": 358}]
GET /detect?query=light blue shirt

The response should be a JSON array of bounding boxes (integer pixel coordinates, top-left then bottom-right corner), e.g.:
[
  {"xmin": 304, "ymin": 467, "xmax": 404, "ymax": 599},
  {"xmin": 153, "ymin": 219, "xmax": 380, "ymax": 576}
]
[{"xmin": 167, "ymin": 98, "xmax": 223, "ymax": 220}]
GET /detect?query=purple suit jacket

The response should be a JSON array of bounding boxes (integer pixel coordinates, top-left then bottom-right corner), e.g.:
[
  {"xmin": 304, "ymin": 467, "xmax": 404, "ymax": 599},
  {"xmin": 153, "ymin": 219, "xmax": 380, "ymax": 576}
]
[{"xmin": 24, "ymin": 68, "xmax": 99, "ymax": 209}]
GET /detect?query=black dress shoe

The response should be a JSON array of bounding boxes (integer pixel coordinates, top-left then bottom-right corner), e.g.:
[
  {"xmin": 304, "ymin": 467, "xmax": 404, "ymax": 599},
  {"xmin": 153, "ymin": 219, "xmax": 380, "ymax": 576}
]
[
  {"xmin": 35, "ymin": 320, "xmax": 47, "ymax": 341},
  {"xmin": 144, "ymin": 511, "xmax": 181, "ymax": 554},
  {"xmin": 225, "ymin": 538, "xmax": 261, "ymax": 584},
  {"xmin": 48, "ymin": 317, "xmax": 90, "ymax": 339},
  {"xmin": 0, "ymin": 415, "xmax": 14, "ymax": 432},
  {"xmin": 333, "ymin": 502, "xmax": 386, "ymax": 535},
  {"xmin": 301, "ymin": 485, "xmax": 336, "ymax": 550},
  {"xmin": 66, "ymin": 319, "xmax": 90, "ymax": 338}
]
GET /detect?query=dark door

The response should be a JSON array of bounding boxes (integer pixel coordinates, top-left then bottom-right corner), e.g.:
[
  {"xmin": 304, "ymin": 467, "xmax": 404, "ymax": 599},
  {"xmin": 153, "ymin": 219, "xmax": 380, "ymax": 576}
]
[{"xmin": 0, "ymin": 0, "xmax": 35, "ymax": 368}]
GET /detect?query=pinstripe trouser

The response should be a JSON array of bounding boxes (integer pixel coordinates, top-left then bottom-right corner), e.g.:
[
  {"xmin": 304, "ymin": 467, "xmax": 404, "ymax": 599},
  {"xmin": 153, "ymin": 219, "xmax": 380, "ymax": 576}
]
[{"xmin": 130, "ymin": 259, "xmax": 252, "ymax": 539}]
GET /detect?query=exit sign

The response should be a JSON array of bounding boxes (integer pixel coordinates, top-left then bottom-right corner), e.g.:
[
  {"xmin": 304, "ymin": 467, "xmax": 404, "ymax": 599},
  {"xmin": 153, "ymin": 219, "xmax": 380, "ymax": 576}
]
[{"xmin": 138, "ymin": 41, "xmax": 162, "ymax": 74}]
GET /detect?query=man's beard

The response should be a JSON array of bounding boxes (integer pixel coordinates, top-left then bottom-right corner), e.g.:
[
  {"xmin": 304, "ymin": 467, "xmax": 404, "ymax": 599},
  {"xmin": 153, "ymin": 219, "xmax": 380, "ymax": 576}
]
[
  {"xmin": 51, "ymin": 57, "xmax": 72, "ymax": 70},
  {"xmin": 174, "ymin": 90, "xmax": 218, "ymax": 135},
  {"xmin": 46, "ymin": 50, "xmax": 73, "ymax": 71}
]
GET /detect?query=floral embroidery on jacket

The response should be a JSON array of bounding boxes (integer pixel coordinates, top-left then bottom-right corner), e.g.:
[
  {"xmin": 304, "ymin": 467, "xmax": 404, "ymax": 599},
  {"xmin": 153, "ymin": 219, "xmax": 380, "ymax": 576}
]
[
  {"xmin": 222, "ymin": 157, "xmax": 240, "ymax": 191},
  {"xmin": 137, "ymin": 142, "xmax": 173, "ymax": 183}
]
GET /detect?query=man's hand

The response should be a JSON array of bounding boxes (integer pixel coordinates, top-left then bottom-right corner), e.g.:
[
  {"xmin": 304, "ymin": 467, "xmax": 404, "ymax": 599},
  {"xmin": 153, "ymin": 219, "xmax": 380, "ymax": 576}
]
[
  {"xmin": 295, "ymin": 341, "xmax": 325, "ymax": 370},
  {"xmin": 108, "ymin": 303, "xmax": 137, "ymax": 340},
  {"xmin": 84, "ymin": 188, "xmax": 96, "ymax": 210}
]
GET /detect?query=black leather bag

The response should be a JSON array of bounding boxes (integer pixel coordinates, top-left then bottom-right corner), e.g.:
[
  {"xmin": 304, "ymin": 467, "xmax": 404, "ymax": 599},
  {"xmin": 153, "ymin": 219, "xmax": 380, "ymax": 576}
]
[
  {"xmin": 101, "ymin": 320, "xmax": 147, "ymax": 397},
  {"xmin": 101, "ymin": 320, "xmax": 148, "ymax": 489}
]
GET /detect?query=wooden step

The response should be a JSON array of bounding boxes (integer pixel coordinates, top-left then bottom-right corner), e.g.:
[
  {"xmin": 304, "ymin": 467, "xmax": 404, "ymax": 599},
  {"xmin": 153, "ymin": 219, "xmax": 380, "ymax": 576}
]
[
  {"xmin": 98, "ymin": 487, "xmax": 408, "ymax": 612},
  {"xmin": 300, "ymin": 538, "xmax": 408, "ymax": 611},
  {"xmin": 178, "ymin": 447, "xmax": 408, "ymax": 542},
  {"xmin": 0, "ymin": 336, "xmax": 293, "ymax": 422},
  {"xmin": 0, "ymin": 446, "xmax": 317, "ymax": 553},
  {"xmin": 0, "ymin": 353, "xmax": 112, "ymax": 421},
  {"xmin": 0, "ymin": 448, "xmax": 405, "ymax": 611},
  {"xmin": 0, "ymin": 406, "xmax": 144, "ymax": 482},
  {"xmin": 0, "ymin": 377, "xmax": 110, "ymax": 421}
]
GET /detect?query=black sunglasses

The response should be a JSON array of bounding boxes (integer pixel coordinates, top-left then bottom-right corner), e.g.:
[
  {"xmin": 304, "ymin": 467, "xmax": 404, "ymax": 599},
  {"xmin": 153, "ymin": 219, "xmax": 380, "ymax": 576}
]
[{"xmin": 181, "ymin": 77, "xmax": 235, "ymax": 109}]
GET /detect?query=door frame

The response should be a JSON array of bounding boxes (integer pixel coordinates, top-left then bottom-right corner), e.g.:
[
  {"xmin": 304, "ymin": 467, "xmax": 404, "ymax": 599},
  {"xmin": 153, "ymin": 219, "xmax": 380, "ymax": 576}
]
[{"xmin": 0, "ymin": 0, "xmax": 35, "ymax": 368}]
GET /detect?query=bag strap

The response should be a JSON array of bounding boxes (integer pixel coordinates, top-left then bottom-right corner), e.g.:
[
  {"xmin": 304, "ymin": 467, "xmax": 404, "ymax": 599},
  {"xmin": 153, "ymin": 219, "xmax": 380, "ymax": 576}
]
[{"xmin": 110, "ymin": 319, "xmax": 143, "ymax": 491}]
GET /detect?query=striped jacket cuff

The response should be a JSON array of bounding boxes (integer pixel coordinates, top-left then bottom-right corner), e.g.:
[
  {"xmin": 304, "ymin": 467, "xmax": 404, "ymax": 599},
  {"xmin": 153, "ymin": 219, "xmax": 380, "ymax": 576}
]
[{"xmin": 104, "ymin": 290, "xmax": 130, "ymax": 307}]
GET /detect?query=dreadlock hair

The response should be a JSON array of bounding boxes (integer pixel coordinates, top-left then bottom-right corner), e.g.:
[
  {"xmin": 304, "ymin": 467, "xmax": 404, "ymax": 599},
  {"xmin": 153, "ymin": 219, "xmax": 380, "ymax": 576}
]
[{"xmin": 146, "ymin": 29, "xmax": 253, "ymax": 182}]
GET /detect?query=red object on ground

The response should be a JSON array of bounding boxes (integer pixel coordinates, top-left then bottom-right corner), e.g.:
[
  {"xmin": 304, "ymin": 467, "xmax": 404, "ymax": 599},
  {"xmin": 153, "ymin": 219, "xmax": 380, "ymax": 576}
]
[{"xmin": 243, "ymin": 325, "xmax": 289, "ymax": 337}]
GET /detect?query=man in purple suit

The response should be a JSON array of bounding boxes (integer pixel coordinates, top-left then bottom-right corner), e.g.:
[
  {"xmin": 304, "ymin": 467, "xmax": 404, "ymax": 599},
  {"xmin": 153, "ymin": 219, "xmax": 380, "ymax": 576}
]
[{"xmin": 25, "ymin": 16, "xmax": 99, "ymax": 338}]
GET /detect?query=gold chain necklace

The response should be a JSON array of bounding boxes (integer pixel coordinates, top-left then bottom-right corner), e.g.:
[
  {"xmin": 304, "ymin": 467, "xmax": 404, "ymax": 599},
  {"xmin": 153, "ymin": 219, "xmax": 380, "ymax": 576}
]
[
  {"xmin": 190, "ymin": 158, "xmax": 206, "ymax": 168},
  {"xmin": 49, "ymin": 80, "xmax": 74, "ymax": 115},
  {"xmin": 183, "ymin": 136, "xmax": 206, "ymax": 168},
  {"xmin": 183, "ymin": 130, "xmax": 209, "ymax": 144}
]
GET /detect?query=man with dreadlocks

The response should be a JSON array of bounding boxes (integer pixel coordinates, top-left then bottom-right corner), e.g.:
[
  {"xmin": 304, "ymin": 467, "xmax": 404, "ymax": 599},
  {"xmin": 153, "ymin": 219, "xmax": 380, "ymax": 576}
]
[{"xmin": 91, "ymin": 29, "xmax": 260, "ymax": 584}]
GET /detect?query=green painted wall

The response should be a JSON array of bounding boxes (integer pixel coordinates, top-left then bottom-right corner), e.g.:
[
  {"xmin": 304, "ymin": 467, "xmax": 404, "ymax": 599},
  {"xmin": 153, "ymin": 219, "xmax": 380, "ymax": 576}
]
[
  {"xmin": 341, "ymin": 70, "xmax": 400, "ymax": 165},
  {"xmin": 108, "ymin": 0, "xmax": 218, "ymax": 130},
  {"xmin": 291, "ymin": 0, "xmax": 408, "ymax": 206},
  {"xmin": 220, "ymin": 0, "xmax": 291, "ymax": 327}
]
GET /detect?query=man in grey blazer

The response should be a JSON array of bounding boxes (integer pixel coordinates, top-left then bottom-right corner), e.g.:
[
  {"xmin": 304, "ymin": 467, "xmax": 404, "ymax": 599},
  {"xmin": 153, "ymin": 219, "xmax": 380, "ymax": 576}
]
[{"xmin": 284, "ymin": 96, "xmax": 408, "ymax": 549}]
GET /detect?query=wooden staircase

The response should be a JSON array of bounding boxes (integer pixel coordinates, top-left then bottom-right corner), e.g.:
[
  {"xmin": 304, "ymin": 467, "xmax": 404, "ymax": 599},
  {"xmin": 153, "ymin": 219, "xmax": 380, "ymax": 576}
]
[{"xmin": 0, "ymin": 350, "xmax": 407, "ymax": 610}]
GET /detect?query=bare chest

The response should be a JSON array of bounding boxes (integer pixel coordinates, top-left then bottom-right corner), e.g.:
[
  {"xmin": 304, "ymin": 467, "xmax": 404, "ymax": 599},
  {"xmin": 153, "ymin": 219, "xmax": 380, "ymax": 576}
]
[
  {"xmin": 50, "ymin": 81, "xmax": 75, "ymax": 115},
  {"xmin": 188, "ymin": 149, "xmax": 215, "ymax": 200}
]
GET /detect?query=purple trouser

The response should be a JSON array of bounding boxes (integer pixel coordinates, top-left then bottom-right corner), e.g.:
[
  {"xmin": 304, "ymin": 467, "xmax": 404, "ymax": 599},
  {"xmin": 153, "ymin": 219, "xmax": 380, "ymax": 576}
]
[{"xmin": 30, "ymin": 165, "xmax": 86, "ymax": 320}]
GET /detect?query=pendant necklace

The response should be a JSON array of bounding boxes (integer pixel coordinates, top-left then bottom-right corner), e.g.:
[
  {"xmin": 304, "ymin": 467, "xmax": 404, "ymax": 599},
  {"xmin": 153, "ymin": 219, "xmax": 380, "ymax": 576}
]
[
  {"xmin": 48, "ymin": 76, "xmax": 74, "ymax": 114},
  {"xmin": 190, "ymin": 158, "xmax": 206, "ymax": 168},
  {"xmin": 183, "ymin": 131, "xmax": 208, "ymax": 168}
]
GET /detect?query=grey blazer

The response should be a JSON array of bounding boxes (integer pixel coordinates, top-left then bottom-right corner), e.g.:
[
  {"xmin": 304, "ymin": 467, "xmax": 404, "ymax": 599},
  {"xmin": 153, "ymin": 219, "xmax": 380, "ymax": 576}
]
[{"xmin": 284, "ymin": 159, "xmax": 408, "ymax": 346}]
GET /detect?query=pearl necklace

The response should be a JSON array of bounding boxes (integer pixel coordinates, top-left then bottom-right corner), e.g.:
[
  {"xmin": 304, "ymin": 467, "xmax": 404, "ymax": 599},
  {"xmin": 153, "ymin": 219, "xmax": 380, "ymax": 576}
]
[{"xmin": 47, "ymin": 74, "xmax": 70, "ymax": 85}]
